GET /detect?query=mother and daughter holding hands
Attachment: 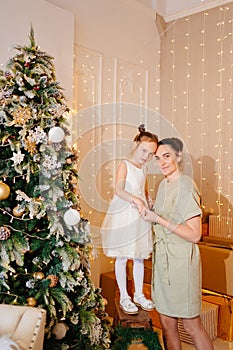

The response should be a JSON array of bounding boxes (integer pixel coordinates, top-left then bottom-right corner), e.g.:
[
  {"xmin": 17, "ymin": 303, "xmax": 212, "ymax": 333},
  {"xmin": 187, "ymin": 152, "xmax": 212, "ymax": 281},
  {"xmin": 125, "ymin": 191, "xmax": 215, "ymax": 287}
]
[{"xmin": 101, "ymin": 125, "xmax": 214, "ymax": 350}]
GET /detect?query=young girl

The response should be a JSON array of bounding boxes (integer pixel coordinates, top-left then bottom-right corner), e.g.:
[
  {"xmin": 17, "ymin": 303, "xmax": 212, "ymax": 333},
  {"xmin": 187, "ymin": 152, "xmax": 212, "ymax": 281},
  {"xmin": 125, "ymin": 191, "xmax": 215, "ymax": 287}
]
[
  {"xmin": 143, "ymin": 138, "xmax": 214, "ymax": 350},
  {"xmin": 101, "ymin": 125, "xmax": 158, "ymax": 314}
]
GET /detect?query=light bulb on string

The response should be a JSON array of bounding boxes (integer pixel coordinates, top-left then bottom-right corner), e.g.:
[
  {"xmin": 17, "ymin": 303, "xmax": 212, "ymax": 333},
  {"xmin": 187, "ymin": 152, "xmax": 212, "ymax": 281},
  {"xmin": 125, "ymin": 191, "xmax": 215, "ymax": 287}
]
[
  {"xmin": 170, "ymin": 22, "xmax": 176, "ymax": 128},
  {"xmin": 184, "ymin": 17, "xmax": 191, "ymax": 148},
  {"xmin": 226, "ymin": 10, "xmax": 233, "ymax": 222},
  {"xmin": 215, "ymin": 6, "xmax": 226, "ymax": 216}
]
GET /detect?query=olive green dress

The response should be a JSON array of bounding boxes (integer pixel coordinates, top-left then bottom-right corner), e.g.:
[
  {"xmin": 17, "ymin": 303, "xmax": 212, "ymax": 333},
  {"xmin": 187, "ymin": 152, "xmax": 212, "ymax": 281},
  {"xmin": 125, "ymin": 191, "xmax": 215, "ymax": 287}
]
[{"xmin": 152, "ymin": 174, "xmax": 202, "ymax": 318}]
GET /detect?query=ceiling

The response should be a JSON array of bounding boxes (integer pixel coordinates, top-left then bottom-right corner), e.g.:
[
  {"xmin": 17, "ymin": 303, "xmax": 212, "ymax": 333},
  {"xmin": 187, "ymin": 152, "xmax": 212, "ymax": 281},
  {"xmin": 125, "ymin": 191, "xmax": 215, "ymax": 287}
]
[
  {"xmin": 46, "ymin": 0, "xmax": 231, "ymax": 22},
  {"xmin": 155, "ymin": 0, "xmax": 231, "ymax": 22}
]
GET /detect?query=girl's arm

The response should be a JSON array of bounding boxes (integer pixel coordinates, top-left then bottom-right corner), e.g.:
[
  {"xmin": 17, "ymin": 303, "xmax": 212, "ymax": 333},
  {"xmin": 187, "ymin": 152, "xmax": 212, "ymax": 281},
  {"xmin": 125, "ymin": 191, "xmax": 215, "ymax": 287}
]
[
  {"xmin": 143, "ymin": 210, "xmax": 201, "ymax": 243},
  {"xmin": 115, "ymin": 161, "xmax": 147, "ymax": 213},
  {"xmin": 145, "ymin": 178, "xmax": 153, "ymax": 209}
]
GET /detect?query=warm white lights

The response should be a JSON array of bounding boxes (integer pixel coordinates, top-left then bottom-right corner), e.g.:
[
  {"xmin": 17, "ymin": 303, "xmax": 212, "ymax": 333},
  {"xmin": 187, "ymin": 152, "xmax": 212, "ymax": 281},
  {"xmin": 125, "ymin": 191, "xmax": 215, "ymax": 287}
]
[{"xmin": 184, "ymin": 17, "xmax": 191, "ymax": 142}]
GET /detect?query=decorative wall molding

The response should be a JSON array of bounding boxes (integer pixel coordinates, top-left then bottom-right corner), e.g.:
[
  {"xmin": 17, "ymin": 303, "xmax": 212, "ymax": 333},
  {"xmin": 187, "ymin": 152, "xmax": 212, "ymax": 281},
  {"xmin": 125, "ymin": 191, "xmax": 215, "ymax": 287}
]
[{"xmin": 157, "ymin": 0, "xmax": 231, "ymax": 22}]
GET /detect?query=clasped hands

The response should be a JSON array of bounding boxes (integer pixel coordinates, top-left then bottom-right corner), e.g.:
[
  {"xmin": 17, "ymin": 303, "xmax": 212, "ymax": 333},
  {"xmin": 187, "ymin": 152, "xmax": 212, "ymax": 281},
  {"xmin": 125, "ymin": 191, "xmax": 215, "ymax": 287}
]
[{"xmin": 131, "ymin": 196, "xmax": 155, "ymax": 222}]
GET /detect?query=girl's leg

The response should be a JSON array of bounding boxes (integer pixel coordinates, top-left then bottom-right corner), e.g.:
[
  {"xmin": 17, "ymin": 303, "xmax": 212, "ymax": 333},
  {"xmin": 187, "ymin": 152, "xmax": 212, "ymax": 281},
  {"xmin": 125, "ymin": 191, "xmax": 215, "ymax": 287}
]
[
  {"xmin": 182, "ymin": 316, "xmax": 214, "ymax": 350},
  {"xmin": 115, "ymin": 257, "xmax": 129, "ymax": 300},
  {"xmin": 115, "ymin": 257, "xmax": 138, "ymax": 314},
  {"xmin": 159, "ymin": 314, "xmax": 182, "ymax": 350},
  {"xmin": 133, "ymin": 258, "xmax": 154, "ymax": 310},
  {"xmin": 133, "ymin": 258, "xmax": 144, "ymax": 296}
]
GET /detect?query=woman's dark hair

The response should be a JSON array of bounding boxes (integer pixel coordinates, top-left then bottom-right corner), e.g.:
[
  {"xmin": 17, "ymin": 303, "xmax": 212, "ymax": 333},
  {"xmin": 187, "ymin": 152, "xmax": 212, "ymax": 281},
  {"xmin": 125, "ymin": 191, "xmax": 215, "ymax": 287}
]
[
  {"xmin": 158, "ymin": 137, "xmax": 183, "ymax": 153},
  {"xmin": 134, "ymin": 124, "xmax": 158, "ymax": 144}
]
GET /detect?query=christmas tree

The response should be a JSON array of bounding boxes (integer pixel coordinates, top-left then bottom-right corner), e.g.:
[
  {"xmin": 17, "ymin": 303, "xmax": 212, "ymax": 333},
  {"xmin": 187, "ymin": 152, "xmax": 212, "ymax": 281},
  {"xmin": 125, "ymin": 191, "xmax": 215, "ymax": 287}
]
[{"xmin": 0, "ymin": 28, "xmax": 110, "ymax": 349}]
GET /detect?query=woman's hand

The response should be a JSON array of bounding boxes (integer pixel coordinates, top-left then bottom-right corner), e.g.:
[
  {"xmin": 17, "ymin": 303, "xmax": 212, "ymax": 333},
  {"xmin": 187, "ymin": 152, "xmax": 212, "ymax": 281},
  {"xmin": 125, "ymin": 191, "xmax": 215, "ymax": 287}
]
[
  {"xmin": 142, "ymin": 209, "xmax": 201, "ymax": 243},
  {"xmin": 142, "ymin": 209, "xmax": 158, "ymax": 222}
]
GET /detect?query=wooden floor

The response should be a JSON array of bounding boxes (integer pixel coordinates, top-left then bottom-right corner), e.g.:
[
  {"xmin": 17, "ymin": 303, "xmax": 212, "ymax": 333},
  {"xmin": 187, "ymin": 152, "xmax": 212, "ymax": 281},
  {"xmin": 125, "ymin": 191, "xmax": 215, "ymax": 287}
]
[
  {"xmin": 117, "ymin": 327, "xmax": 233, "ymax": 350},
  {"xmin": 101, "ymin": 263, "xmax": 233, "ymax": 350}
]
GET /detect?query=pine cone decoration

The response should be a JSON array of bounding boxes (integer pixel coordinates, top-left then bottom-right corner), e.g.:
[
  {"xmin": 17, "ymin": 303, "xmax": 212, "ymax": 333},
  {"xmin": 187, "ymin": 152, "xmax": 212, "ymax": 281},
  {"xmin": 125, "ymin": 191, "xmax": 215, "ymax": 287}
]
[
  {"xmin": 46, "ymin": 274, "xmax": 59, "ymax": 287},
  {"xmin": 0, "ymin": 226, "xmax": 11, "ymax": 240}
]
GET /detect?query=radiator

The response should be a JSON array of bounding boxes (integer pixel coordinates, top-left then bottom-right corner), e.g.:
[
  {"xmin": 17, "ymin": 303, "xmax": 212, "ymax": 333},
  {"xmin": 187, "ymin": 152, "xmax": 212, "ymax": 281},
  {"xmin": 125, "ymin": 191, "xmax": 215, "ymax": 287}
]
[
  {"xmin": 209, "ymin": 215, "xmax": 233, "ymax": 239},
  {"xmin": 178, "ymin": 301, "xmax": 219, "ymax": 344}
]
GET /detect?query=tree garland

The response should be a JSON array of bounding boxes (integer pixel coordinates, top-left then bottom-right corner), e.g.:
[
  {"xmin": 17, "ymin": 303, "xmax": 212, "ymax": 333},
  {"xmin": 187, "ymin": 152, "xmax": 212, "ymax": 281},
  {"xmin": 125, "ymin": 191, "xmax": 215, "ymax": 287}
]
[{"xmin": 111, "ymin": 325, "xmax": 163, "ymax": 350}]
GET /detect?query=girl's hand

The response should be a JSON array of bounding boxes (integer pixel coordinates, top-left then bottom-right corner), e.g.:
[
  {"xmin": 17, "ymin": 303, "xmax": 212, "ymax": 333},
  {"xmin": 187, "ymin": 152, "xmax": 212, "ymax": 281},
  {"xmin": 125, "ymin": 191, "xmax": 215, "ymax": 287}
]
[
  {"xmin": 146, "ymin": 195, "xmax": 154, "ymax": 210},
  {"xmin": 131, "ymin": 196, "xmax": 148, "ymax": 215}
]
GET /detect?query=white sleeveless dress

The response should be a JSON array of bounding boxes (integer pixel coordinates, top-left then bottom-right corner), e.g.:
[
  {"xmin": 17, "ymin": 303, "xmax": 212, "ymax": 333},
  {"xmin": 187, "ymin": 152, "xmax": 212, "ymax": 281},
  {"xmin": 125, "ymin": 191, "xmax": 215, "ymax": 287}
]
[{"xmin": 101, "ymin": 160, "xmax": 152, "ymax": 259}]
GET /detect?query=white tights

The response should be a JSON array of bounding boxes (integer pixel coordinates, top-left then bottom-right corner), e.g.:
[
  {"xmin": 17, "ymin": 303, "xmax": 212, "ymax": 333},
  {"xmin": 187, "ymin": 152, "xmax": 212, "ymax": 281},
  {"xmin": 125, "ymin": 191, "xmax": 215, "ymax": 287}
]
[{"xmin": 115, "ymin": 257, "xmax": 144, "ymax": 300}]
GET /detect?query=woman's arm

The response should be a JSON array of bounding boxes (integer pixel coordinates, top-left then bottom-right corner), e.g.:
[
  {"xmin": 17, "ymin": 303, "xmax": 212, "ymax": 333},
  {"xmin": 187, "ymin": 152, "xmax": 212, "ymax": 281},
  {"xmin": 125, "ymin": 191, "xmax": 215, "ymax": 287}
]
[
  {"xmin": 115, "ymin": 161, "xmax": 147, "ymax": 213},
  {"xmin": 143, "ymin": 210, "xmax": 201, "ymax": 243}
]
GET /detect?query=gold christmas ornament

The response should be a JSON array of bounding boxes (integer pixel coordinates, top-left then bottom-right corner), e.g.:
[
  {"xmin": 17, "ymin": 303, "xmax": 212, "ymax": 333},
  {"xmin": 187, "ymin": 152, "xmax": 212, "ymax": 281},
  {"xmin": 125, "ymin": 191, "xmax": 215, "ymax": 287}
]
[
  {"xmin": 0, "ymin": 182, "xmax": 10, "ymax": 200},
  {"xmin": 12, "ymin": 205, "xmax": 25, "ymax": 217},
  {"xmin": 33, "ymin": 271, "xmax": 45, "ymax": 280},
  {"xmin": 52, "ymin": 322, "xmax": 68, "ymax": 340},
  {"xmin": 46, "ymin": 274, "xmax": 59, "ymax": 287},
  {"xmin": 27, "ymin": 297, "xmax": 37, "ymax": 307},
  {"xmin": 102, "ymin": 298, "xmax": 108, "ymax": 306},
  {"xmin": 66, "ymin": 158, "xmax": 72, "ymax": 164}
]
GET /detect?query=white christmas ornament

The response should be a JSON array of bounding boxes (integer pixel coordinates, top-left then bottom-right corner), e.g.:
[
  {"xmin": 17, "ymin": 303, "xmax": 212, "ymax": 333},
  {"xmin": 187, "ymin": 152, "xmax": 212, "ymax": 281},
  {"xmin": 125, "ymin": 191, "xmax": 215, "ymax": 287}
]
[
  {"xmin": 64, "ymin": 208, "xmax": 80, "ymax": 226},
  {"xmin": 48, "ymin": 126, "xmax": 65, "ymax": 143}
]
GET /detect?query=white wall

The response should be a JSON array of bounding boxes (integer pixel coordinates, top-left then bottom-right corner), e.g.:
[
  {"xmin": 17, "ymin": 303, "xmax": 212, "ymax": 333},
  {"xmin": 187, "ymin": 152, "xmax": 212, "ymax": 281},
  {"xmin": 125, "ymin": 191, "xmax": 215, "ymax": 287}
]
[
  {"xmin": 70, "ymin": 0, "xmax": 161, "ymax": 286},
  {"xmin": 160, "ymin": 4, "xmax": 233, "ymax": 218},
  {"xmin": 0, "ymin": 0, "xmax": 74, "ymax": 104}
]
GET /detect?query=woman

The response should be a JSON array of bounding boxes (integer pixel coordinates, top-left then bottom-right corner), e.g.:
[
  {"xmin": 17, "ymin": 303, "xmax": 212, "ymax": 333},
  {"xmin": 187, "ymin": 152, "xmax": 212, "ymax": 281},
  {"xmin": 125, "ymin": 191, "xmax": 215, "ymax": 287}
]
[{"xmin": 142, "ymin": 138, "xmax": 213, "ymax": 350}]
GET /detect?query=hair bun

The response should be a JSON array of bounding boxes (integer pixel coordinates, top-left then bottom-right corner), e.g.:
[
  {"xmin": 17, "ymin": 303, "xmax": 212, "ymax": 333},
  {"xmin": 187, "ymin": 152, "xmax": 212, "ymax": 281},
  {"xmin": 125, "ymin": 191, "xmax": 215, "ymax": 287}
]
[{"xmin": 138, "ymin": 124, "xmax": 145, "ymax": 133}]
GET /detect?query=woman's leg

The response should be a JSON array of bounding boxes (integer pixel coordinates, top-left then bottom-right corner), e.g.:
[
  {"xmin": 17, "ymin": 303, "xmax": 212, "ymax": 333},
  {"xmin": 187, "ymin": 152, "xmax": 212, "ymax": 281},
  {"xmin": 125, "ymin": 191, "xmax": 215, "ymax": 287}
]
[
  {"xmin": 182, "ymin": 316, "xmax": 214, "ymax": 350},
  {"xmin": 115, "ymin": 257, "xmax": 129, "ymax": 300},
  {"xmin": 159, "ymin": 314, "xmax": 182, "ymax": 350}
]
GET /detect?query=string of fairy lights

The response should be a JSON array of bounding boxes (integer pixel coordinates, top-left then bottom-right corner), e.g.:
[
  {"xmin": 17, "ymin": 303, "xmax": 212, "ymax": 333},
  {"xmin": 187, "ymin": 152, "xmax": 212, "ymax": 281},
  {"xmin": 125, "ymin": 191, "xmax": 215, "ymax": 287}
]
[
  {"xmin": 169, "ymin": 5, "xmax": 233, "ymax": 221},
  {"xmin": 227, "ymin": 14, "xmax": 233, "ymax": 223},
  {"xmin": 184, "ymin": 17, "xmax": 191, "ymax": 143},
  {"xmin": 215, "ymin": 6, "xmax": 224, "ymax": 216},
  {"xmin": 198, "ymin": 12, "xmax": 208, "ymax": 203},
  {"xmin": 70, "ymin": 5, "xmax": 233, "ymax": 235},
  {"xmin": 170, "ymin": 23, "xmax": 176, "ymax": 129},
  {"xmin": 215, "ymin": 5, "xmax": 232, "ymax": 225}
]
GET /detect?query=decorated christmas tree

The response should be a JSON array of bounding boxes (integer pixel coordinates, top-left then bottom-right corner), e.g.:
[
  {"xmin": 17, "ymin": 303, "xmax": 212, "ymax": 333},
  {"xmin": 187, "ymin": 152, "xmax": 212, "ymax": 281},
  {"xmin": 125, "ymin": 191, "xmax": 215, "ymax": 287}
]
[{"xmin": 0, "ymin": 28, "xmax": 110, "ymax": 349}]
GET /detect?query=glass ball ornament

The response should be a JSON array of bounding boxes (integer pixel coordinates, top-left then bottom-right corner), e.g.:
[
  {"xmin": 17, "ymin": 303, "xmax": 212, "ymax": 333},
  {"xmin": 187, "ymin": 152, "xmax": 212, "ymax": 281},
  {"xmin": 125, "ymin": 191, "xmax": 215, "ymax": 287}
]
[
  {"xmin": 48, "ymin": 126, "xmax": 65, "ymax": 143},
  {"xmin": 52, "ymin": 322, "xmax": 68, "ymax": 340},
  {"xmin": 27, "ymin": 297, "xmax": 37, "ymax": 307},
  {"xmin": 12, "ymin": 205, "xmax": 25, "ymax": 217},
  {"xmin": 33, "ymin": 271, "xmax": 45, "ymax": 280},
  {"xmin": 63, "ymin": 208, "xmax": 80, "ymax": 226},
  {"xmin": 0, "ymin": 182, "xmax": 10, "ymax": 200}
]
